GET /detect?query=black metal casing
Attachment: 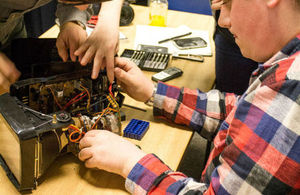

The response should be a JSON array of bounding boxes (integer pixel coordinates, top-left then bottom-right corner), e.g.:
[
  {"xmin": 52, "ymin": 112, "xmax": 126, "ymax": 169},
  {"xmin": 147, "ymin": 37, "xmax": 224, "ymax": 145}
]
[{"xmin": 0, "ymin": 38, "xmax": 114, "ymax": 191}]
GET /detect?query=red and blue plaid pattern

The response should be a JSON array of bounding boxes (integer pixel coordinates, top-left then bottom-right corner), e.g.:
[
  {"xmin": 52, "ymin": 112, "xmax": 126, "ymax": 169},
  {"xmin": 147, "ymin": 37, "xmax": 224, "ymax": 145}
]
[{"xmin": 125, "ymin": 35, "xmax": 300, "ymax": 194}]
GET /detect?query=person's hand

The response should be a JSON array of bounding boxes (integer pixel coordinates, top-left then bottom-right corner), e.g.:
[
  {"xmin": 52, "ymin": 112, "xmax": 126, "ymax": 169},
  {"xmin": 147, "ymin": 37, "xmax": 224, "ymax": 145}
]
[
  {"xmin": 56, "ymin": 21, "xmax": 88, "ymax": 62},
  {"xmin": 78, "ymin": 130, "xmax": 147, "ymax": 178},
  {"xmin": 211, "ymin": 0, "xmax": 223, "ymax": 10},
  {"xmin": 0, "ymin": 52, "xmax": 20, "ymax": 93},
  {"xmin": 74, "ymin": 0, "xmax": 123, "ymax": 83},
  {"xmin": 114, "ymin": 57, "xmax": 154, "ymax": 102},
  {"xmin": 74, "ymin": 20, "xmax": 119, "ymax": 82}
]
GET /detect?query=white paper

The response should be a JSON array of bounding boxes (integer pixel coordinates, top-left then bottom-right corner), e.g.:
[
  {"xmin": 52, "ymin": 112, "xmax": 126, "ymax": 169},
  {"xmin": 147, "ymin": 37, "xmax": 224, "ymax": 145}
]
[{"xmin": 134, "ymin": 25, "xmax": 212, "ymax": 56}]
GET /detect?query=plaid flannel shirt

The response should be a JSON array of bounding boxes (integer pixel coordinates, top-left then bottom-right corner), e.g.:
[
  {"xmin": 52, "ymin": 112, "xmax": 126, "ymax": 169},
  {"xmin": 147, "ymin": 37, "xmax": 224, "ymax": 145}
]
[{"xmin": 125, "ymin": 34, "xmax": 300, "ymax": 194}]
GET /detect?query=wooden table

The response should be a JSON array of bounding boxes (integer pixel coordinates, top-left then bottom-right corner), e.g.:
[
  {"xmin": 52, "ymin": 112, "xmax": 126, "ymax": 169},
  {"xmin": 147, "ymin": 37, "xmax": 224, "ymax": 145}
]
[{"xmin": 0, "ymin": 5, "xmax": 215, "ymax": 194}]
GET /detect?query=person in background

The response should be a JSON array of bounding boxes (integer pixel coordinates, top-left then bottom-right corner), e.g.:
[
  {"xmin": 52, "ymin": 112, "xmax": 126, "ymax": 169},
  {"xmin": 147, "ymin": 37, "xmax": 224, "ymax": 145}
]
[
  {"xmin": 78, "ymin": 0, "xmax": 300, "ymax": 194},
  {"xmin": 0, "ymin": 0, "xmax": 123, "ymax": 93},
  {"xmin": 211, "ymin": 0, "xmax": 258, "ymax": 95}
]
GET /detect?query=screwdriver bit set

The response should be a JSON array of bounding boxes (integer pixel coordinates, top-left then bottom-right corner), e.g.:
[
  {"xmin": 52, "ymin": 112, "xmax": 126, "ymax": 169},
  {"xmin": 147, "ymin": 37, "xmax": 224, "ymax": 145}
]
[{"xmin": 121, "ymin": 49, "xmax": 171, "ymax": 72}]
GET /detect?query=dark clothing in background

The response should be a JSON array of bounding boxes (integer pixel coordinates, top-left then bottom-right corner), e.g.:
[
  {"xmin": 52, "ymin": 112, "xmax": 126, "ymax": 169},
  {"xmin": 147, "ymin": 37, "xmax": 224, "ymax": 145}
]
[{"xmin": 0, "ymin": 0, "xmax": 92, "ymax": 52}]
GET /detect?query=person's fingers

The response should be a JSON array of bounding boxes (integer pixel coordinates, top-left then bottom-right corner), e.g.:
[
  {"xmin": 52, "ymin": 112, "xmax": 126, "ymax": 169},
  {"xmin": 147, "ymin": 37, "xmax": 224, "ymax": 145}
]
[
  {"xmin": 105, "ymin": 52, "xmax": 115, "ymax": 83},
  {"xmin": 114, "ymin": 73, "xmax": 128, "ymax": 95},
  {"xmin": 84, "ymin": 158, "xmax": 97, "ymax": 169},
  {"xmin": 100, "ymin": 59, "xmax": 107, "ymax": 71},
  {"xmin": 0, "ymin": 53, "xmax": 20, "ymax": 83},
  {"xmin": 114, "ymin": 57, "xmax": 134, "ymax": 72},
  {"xmin": 69, "ymin": 41, "xmax": 79, "ymax": 62},
  {"xmin": 78, "ymin": 148, "xmax": 93, "ymax": 161},
  {"xmin": 80, "ymin": 47, "xmax": 96, "ymax": 66},
  {"xmin": 85, "ymin": 130, "xmax": 99, "ymax": 137},
  {"xmin": 74, "ymin": 42, "xmax": 89, "ymax": 57},
  {"xmin": 0, "ymin": 72, "xmax": 11, "ymax": 92},
  {"xmin": 114, "ymin": 67, "xmax": 132, "ymax": 85},
  {"xmin": 79, "ymin": 136, "xmax": 94, "ymax": 150},
  {"xmin": 56, "ymin": 39, "xmax": 68, "ymax": 62},
  {"xmin": 91, "ymin": 53, "xmax": 103, "ymax": 79}
]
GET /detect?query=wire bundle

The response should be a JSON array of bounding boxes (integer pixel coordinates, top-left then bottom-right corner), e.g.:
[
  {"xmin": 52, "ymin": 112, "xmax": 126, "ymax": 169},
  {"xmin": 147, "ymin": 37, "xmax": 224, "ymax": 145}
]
[{"xmin": 67, "ymin": 124, "xmax": 85, "ymax": 143}]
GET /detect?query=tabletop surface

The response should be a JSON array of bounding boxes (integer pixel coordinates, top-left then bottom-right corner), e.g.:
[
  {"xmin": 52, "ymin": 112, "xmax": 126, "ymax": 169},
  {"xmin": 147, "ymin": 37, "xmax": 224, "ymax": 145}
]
[{"xmin": 0, "ymin": 4, "xmax": 215, "ymax": 194}]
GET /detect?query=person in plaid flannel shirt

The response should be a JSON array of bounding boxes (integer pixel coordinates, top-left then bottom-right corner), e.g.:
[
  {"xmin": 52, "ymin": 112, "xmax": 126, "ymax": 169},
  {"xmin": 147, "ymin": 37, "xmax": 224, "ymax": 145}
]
[{"xmin": 78, "ymin": 0, "xmax": 300, "ymax": 194}]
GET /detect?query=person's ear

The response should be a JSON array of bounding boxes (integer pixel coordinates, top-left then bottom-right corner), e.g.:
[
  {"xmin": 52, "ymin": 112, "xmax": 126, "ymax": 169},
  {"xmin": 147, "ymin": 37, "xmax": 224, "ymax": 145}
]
[{"xmin": 267, "ymin": 0, "xmax": 280, "ymax": 8}]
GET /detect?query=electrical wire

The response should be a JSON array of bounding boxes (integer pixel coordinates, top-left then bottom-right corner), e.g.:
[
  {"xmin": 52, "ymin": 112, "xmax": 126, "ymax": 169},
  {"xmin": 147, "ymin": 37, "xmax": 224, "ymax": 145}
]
[
  {"xmin": 46, "ymin": 86, "xmax": 64, "ymax": 110},
  {"xmin": 89, "ymin": 95, "xmax": 107, "ymax": 109},
  {"xmin": 45, "ymin": 84, "xmax": 91, "ymax": 111},
  {"xmin": 108, "ymin": 83, "xmax": 114, "ymax": 97},
  {"xmin": 107, "ymin": 93, "xmax": 121, "ymax": 124},
  {"xmin": 63, "ymin": 91, "xmax": 87, "ymax": 110},
  {"xmin": 91, "ymin": 105, "xmax": 111, "ymax": 129},
  {"xmin": 80, "ymin": 84, "xmax": 91, "ymax": 111},
  {"xmin": 68, "ymin": 124, "xmax": 85, "ymax": 143}
]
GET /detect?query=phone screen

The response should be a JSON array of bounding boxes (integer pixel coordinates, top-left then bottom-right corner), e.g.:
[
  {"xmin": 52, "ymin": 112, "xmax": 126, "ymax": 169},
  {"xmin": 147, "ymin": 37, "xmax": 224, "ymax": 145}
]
[{"xmin": 173, "ymin": 37, "xmax": 207, "ymax": 49}]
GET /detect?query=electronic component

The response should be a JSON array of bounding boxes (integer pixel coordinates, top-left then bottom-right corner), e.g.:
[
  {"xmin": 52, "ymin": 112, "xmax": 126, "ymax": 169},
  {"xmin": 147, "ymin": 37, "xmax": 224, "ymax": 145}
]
[
  {"xmin": 152, "ymin": 67, "xmax": 183, "ymax": 82},
  {"xmin": 0, "ymin": 38, "xmax": 122, "ymax": 192},
  {"xmin": 56, "ymin": 111, "xmax": 72, "ymax": 122},
  {"xmin": 123, "ymin": 119, "xmax": 149, "ymax": 140},
  {"xmin": 121, "ymin": 49, "xmax": 171, "ymax": 72}
]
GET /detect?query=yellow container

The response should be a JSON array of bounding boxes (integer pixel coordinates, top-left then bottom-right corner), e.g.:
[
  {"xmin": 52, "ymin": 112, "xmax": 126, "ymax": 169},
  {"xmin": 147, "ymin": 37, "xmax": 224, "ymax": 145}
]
[{"xmin": 149, "ymin": 0, "xmax": 168, "ymax": 27}]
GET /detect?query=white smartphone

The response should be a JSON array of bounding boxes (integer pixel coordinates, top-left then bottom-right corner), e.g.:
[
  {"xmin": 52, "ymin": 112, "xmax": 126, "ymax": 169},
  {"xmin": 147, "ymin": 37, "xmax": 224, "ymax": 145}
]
[{"xmin": 173, "ymin": 37, "xmax": 207, "ymax": 50}]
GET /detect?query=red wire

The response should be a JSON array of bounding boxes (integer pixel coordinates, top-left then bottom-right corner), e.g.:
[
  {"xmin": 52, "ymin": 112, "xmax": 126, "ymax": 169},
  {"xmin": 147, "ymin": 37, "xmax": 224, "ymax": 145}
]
[
  {"xmin": 68, "ymin": 125, "xmax": 80, "ymax": 132},
  {"xmin": 109, "ymin": 84, "xmax": 114, "ymax": 97},
  {"xmin": 68, "ymin": 91, "xmax": 86, "ymax": 104},
  {"xmin": 63, "ymin": 92, "xmax": 87, "ymax": 110},
  {"xmin": 70, "ymin": 94, "xmax": 87, "ymax": 105}
]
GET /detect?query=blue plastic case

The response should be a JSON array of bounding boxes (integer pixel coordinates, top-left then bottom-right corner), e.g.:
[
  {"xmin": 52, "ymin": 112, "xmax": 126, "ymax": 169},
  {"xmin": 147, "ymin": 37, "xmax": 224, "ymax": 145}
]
[{"xmin": 123, "ymin": 119, "xmax": 150, "ymax": 140}]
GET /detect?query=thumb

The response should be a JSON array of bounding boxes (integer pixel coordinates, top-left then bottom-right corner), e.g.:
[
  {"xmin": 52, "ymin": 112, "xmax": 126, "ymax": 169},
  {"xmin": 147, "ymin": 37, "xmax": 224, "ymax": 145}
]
[
  {"xmin": 114, "ymin": 57, "xmax": 134, "ymax": 72},
  {"xmin": 114, "ymin": 67, "xmax": 133, "ymax": 86}
]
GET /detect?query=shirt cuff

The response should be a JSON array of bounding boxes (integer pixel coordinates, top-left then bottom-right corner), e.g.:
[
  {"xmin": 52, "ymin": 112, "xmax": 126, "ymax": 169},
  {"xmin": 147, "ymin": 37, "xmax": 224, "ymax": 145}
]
[
  {"xmin": 56, "ymin": 3, "xmax": 93, "ymax": 28},
  {"xmin": 153, "ymin": 81, "xmax": 167, "ymax": 112},
  {"xmin": 153, "ymin": 81, "xmax": 181, "ymax": 117},
  {"xmin": 125, "ymin": 153, "xmax": 171, "ymax": 194}
]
